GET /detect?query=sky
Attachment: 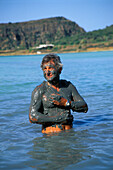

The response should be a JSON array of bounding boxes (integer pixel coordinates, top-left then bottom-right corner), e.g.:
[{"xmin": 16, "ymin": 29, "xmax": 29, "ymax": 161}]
[{"xmin": 0, "ymin": 0, "xmax": 113, "ymax": 32}]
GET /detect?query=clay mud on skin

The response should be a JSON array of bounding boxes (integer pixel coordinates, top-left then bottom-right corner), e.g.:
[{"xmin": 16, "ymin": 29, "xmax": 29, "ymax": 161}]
[
  {"xmin": 43, "ymin": 63, "xmax": 59, "ymax": 82},
  {"xmin": 29, "ymin": 53, "xmax": 88, "ymax": 133}
]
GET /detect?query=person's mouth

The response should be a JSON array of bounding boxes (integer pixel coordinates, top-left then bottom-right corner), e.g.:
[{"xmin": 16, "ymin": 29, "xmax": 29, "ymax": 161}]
[
  {"xmin": 47, "ymin": 72, "xmax": 53, "ymax": 77},
  {"xmin": 46, "ymin": 73, "xmax": 53, "ymax": 79}
]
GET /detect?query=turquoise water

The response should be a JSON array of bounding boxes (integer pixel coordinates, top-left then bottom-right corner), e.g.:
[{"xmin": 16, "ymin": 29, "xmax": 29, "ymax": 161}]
[{"xmin": 0, "ymin": 51, "xmax": 113, "ymax": 170}]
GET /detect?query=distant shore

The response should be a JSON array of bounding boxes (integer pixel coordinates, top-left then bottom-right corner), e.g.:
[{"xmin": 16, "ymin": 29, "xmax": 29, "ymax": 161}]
[{"xmin": 0, "ymin": 46, "xmax": 113, "ymax": 56}]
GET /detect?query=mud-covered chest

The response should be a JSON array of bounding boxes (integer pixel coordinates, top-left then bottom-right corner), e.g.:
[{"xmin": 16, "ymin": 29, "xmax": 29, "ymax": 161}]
[{"xmin": 42, "ymin": 86, "xmax": 72, "ymax": 108}]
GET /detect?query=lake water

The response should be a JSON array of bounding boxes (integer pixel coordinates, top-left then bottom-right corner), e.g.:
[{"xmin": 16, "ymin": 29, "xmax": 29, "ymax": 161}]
[{"xmin": 0, "ymin": 51, "xmax": 113, "ymax": 170}]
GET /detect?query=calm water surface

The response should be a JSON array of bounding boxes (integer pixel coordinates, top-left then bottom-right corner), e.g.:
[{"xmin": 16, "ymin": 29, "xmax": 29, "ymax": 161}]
[{"xmin": 0, "ymin": 51, "xmax": 113, "ymax": 170}]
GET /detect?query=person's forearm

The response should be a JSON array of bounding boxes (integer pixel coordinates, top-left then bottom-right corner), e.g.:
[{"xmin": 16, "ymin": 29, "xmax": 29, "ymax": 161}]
[
  {"xmin": 49, "ymin": 93, "xmax": 88, "ymax": 113},
  {"xmin": 29, "ymin": 111, "xmax": 69, "ymax": 124},
  {"xmin": 70, "ymin": 100, "xmax": 88, "ymax": 113}
]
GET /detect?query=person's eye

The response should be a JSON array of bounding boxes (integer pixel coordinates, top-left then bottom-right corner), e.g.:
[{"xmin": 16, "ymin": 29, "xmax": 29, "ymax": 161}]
[{"xmin": 43, "ymin": 67, "xmax": 47, "ymax": 70}]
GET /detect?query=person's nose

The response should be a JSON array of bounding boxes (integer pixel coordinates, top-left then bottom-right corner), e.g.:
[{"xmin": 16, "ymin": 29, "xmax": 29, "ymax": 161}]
[
  {"xmin": 46, "ymin": 66, "xmax": 51, "ymax": 72},
  {"xmin": 47, "ymin": 68, "xmax": 49, "ymax": 72}
]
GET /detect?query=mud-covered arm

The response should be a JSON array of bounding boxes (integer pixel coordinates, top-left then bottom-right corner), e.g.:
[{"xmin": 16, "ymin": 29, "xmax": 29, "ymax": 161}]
[
  {"xmin": 29, "ymin": 87, "xmax": 69, "ymax": 124},
  {"xmin": 49, "ymin": 83, "xmax": 88, "ymax": 113},
  {"xmin": 70, "ymin": 83, "xmax": 88, "ymax": 113}
]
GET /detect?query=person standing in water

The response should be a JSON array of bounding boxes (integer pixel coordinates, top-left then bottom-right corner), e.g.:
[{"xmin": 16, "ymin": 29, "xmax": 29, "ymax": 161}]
[{"xmin": 29, "ymin": 53, "xmax": 88, "ymax": 133}]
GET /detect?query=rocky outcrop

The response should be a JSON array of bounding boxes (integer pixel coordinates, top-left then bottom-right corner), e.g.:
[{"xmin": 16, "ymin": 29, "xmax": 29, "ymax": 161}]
[{"xmin": 0, "ymin": 17, "xmax": 85, "ymax": 50}]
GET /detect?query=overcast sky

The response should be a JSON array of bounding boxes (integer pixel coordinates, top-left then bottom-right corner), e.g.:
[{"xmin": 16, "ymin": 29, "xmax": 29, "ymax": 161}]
[{"xmin": 0, "ymin": 0, "xmax": 113, "ymax": 32}]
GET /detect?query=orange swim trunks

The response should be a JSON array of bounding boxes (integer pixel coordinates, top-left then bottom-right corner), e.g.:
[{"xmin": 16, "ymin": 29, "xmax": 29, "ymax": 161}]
[{"xmin": 42, "ymin": 124, "xmax": 72, "ymax": 133}]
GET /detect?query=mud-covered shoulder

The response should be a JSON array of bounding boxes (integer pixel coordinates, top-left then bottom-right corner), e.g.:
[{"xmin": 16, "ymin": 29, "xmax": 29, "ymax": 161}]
[
  {"xmin": 32, "ymin": 81, "xmax": 46, "ymax": 98},
  {"xmin": 60, "ymin": 79, "xmax": 72, "ymax": 88}
]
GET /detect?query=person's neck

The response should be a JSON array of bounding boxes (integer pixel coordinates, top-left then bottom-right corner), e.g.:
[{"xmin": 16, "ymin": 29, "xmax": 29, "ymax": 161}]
[{"xmin": 47, "ymin": 77, "xmax": 60, "ymax": 91}]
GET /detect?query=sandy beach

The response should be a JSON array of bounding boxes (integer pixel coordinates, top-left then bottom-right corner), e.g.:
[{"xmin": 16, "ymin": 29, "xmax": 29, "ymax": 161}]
[{"xmin": 0, "ymin": 46, "xmax": 113, "ymax": 56}]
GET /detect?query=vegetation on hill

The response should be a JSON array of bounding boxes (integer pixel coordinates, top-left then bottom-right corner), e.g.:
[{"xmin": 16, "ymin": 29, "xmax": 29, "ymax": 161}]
[{"xmin": 51, "ymin": 24, "xmax": 113, "ymax": 52}]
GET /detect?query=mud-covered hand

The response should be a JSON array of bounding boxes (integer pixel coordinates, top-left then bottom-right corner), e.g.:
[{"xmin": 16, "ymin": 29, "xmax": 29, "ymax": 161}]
[{"xmin": 49, "ymin": 93, "xmax": 70, "ymax": 107}]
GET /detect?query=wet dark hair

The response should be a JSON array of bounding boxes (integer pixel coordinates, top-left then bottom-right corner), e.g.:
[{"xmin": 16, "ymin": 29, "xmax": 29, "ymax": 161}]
[{"xmin": 41, "ymin": 53, "xmax": 63, "ymax": 69}]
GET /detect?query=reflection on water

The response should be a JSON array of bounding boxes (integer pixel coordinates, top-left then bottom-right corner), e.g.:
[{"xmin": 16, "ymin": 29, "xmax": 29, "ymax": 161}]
[{"xmin": 27, "ymin": 129, "xmax": 92, "ymax": 169}]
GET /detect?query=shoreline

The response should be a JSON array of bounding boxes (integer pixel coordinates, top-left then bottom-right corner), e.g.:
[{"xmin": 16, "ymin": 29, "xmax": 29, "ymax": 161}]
[{"xmin": 0, "ymin": 46, "xmax": 113, "ymax": 56}]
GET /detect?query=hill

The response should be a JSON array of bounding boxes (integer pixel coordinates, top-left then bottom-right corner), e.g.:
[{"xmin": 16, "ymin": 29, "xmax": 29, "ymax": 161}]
[
  {"xmin": 0, "ymin": 17, "xmax": 113, "ymax": 55},
  {"xmin": 0, "ymin": 17, "xmax": 85, "ymax": 50},
  {"xmin": 54, "ymin": 24, "xmax": 113, "ymax": 52}
]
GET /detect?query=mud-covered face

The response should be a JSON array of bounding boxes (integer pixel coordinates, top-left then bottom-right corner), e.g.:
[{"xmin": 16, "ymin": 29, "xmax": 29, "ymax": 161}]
[{"xmin": 42, "ymin": 61, "xmax": 59, "ymax": 82}]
